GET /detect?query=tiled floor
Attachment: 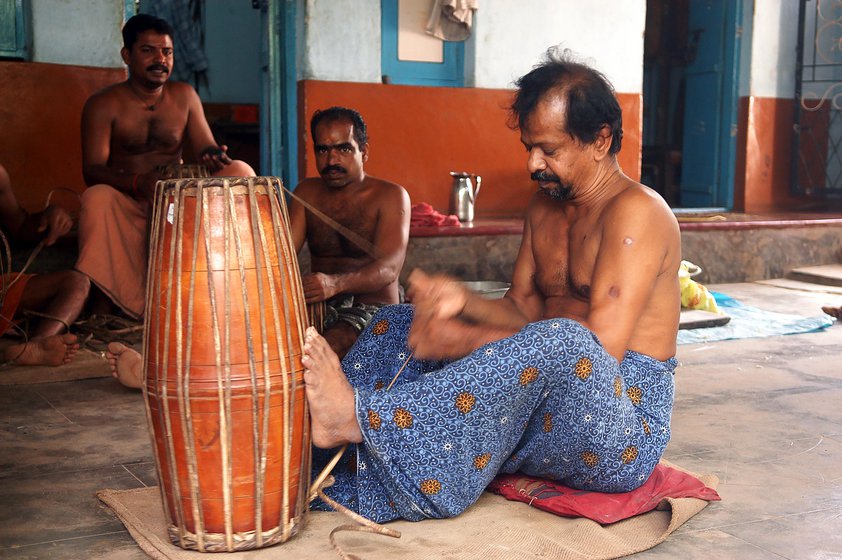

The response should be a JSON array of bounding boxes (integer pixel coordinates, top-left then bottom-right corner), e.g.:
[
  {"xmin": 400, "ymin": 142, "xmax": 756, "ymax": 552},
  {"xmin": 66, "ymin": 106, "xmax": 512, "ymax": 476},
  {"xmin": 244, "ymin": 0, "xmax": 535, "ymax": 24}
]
[{"xmin": 1, "ymin": 281, "xmax": 841, "ymax": 559}]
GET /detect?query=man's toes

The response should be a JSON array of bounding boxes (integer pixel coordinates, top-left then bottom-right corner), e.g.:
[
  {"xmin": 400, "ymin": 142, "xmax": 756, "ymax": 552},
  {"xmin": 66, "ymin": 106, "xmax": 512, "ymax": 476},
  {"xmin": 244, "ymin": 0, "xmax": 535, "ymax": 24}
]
[
  {"xmin": 108, "ymin": 341, "xmax": 128, "ymax": 355},
  {"xmin": 301, "ymin": 353, "xmax": 316, "ymax": 371},
  {"xmin": 305, "ymin": 342, "xmax": 325, "ymax": 364},
  {"xmin": 309, "ymin": 331, "xmax": 334, "ymax": 362}
]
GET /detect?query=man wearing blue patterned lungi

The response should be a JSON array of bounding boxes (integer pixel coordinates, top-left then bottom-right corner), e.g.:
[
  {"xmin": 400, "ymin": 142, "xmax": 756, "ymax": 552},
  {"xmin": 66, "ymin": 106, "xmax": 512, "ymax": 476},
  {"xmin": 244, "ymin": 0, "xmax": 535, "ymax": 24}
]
[{"xmin": 302, "ymin": 50, "xmax": 682, "ymax": 524}]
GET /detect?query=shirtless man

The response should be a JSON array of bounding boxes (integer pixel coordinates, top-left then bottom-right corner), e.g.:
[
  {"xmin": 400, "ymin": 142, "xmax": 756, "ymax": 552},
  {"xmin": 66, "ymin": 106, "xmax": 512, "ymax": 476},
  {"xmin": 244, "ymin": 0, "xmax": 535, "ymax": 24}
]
[
  {"xmin": 0, "ymin": 164, "xmax": 86, "ymax": 366},
  {"xmin": 301, "ymin": 53, "xmax": 682, "ymax": 523},
  {"xmin": 289, "ymin": 107, "xmax": 410, "ymax": 358},
  {"xmin": 104, "ymin": 108, "xmax": 409, "ymax": 385},
  {"xmin": 76, "ymin": 13, "xmax": 254, "ymax": 320}
]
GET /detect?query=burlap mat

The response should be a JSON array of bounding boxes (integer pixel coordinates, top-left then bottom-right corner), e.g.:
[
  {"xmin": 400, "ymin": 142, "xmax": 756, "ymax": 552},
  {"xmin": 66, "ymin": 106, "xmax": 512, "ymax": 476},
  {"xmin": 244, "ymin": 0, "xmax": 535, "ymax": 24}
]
[
  {"xmin": 0, "ymin": 348, "xmax": 111, "ymax": 385},
  {"xmin": 97, "ymin": 470, "xmax": 718, "ymax": 560}
]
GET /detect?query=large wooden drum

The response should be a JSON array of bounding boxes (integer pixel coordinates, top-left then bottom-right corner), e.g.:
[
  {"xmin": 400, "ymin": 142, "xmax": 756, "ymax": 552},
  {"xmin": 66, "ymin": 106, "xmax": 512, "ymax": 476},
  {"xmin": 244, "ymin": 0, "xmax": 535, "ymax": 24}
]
[{"xmin": 142, "ymin": 176, "xmax": 311, "ymax": 552}]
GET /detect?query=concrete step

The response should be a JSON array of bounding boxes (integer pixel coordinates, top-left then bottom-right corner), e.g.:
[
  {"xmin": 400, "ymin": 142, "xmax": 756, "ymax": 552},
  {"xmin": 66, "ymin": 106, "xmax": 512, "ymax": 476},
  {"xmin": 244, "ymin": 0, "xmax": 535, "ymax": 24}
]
[
  {"xmin": 679, "ymin": 309, "xmax": 731, "ymax": 330},
  {"xmin": 786, "ymin": 264, "xmax": 842, "ymax": 287}
]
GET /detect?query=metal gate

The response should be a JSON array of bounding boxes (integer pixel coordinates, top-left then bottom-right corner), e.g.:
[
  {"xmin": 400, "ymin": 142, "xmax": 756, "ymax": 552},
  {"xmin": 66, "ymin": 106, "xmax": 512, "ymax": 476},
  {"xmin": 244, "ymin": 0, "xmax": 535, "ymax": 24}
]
[{"xmin": 792, "ymin": 0, "xmax": 842, "ymax": 198}]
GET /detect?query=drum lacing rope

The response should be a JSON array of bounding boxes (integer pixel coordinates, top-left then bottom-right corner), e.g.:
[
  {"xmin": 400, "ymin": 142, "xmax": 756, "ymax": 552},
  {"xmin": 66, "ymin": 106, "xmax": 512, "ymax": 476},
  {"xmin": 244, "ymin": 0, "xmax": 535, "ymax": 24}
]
[
  {"xmin": 307, "ymin": 352, "xmax": 415, "ymax": 559},
  {"xmin": 314, "ymin": 475, "xmax": 401, "ymax": 560},
  {"xmin": 280, "ymin": 184, "xmax": 383, "ymax": 260},
  {"xmin": 308, "ymin": 446, "xmax": 401, "ymax": 560},
  {"xmin": 0, "ymin": 188, "xmax": 81, "ymax": 365}
]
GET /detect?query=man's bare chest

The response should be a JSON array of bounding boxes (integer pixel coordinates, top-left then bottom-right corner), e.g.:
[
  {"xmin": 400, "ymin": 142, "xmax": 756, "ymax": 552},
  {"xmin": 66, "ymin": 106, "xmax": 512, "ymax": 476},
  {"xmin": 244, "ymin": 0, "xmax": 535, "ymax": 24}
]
[
  {"xmin": 306, "ymin": 211, "xmax": 377, "ymax": 259},
  {"xmin": 532, "ymin": 225, "xmax": 599, "ymax": 300},
  {"xmin": 113, "ymin": 114, "xmax": 186, "ymax": 154}
]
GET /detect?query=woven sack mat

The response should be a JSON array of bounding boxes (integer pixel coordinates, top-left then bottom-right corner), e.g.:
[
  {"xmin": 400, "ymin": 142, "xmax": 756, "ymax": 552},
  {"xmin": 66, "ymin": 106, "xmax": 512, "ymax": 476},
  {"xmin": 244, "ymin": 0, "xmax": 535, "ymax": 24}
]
[{"xmin": 97, "ymin": 468, "xmax": 718, "ymax": 560}]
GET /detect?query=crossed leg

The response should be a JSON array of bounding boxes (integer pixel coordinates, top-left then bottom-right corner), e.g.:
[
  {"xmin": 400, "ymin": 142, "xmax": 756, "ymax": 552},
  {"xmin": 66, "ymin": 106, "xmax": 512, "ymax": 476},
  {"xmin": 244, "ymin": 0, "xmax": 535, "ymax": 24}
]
[
  {"xmin": 1, "ymin": 270, "xmax": 89, "ymax": 367},
  {"xmin": 18, "ymin": 270, "xmax": 90, "ymax": 338}
]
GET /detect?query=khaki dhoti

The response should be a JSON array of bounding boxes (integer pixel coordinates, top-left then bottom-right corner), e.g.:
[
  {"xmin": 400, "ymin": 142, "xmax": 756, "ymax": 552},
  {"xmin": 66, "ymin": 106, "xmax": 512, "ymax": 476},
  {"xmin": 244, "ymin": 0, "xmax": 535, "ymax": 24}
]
[{"xmin": 75, "ymin": 184, "xmax": 149, "ymax": 319}]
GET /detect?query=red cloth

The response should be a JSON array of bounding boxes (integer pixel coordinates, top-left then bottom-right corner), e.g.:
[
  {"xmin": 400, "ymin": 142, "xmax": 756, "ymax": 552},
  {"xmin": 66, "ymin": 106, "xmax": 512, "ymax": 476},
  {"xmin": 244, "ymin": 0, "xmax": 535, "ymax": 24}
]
[
  {"xmin": 487, "ymin": 463, "xmax": 720, "ymax": 524},
  {"xmin": 410, "ymin": 202, "xmax": 461, "ymax": 227},
  {"xmin": 0, "ymin": 273, "xmax": 33, "ymax": 336}
]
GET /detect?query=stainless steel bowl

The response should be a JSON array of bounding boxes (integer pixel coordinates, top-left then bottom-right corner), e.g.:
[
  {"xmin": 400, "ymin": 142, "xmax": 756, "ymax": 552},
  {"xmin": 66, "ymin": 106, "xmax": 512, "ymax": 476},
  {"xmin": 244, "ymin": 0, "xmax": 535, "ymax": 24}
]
[{"xmin": 462, "ymin": 281, "xmax": 510, "ymax": 299}]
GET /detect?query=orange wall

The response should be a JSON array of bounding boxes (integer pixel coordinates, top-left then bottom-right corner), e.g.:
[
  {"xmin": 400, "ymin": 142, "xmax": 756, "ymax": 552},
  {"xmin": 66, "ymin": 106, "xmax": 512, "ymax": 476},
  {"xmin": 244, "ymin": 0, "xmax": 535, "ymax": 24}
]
[
  {"xmin": 299, "ymin": 80, "xmax": 641, "ymax": 218},
  {"xmin": 0, "ymin": 61, "xmax": 126, "ymax": 212},
  {"xmin": 734, "ymin": 96, "xmax": 812, "ymax": 213}
]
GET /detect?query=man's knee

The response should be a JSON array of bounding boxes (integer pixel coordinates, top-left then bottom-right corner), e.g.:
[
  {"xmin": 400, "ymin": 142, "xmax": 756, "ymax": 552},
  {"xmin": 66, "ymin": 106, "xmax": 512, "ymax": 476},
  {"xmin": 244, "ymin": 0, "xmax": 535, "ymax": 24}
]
[
  {"xmin": 80, "ymin": 184, "xmax": 125, "ymax": 213},
  {"xmin": 63, "ymin": 270, "xmax": 91, "ymax": 299},
  {"xmin": 21, "ymin": 270, "xmax": 90, "ymax": 310},
  {"xmin": 48, "ymin": 269, "xmax": 90, "ymax": 301},
  {"xmin": 217, "ymin": 160, "xmax": 256, "ymax": 177}
]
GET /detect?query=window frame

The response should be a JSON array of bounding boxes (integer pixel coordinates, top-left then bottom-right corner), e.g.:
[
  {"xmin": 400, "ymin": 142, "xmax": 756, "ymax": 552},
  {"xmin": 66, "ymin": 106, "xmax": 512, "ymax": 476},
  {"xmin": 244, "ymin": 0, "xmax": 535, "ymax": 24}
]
[{"xmin": 380, "ymin": 0, "xmax": 465, "ymax": 87}]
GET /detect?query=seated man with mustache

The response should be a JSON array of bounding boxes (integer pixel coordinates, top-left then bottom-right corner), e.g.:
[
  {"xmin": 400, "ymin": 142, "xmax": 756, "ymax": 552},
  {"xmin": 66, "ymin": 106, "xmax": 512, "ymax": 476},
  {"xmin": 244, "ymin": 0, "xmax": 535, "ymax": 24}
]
[
  {"xmin": 289, "ymin": 107, "xmax": 411, "ymax": 359},
  {"xmin": 300, "ymin": 52, "xmax": 681, "ymax": 523},
  {"xmin": 76, "ymin": 13, "xmax": 254, "ymax": 321}
]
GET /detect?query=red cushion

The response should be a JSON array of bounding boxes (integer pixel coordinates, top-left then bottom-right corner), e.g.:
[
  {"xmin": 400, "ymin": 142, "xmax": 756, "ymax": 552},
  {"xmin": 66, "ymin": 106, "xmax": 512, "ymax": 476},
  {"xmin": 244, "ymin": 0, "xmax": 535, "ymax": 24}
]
[{"xmin": 487, "ymin": 464, "xmax": 720, "ymax": 524}]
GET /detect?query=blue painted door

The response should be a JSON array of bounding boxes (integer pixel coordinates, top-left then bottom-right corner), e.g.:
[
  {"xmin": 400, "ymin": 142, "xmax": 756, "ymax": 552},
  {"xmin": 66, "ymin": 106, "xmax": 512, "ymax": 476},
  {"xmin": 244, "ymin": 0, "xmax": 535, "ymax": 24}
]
[
  {"xmin": 0, "ymin": 0, "xmax": 27, "ymax": 59},
  {"xmin": 259, "ymin": 1, "xmax": 297, "ymax": 188},
  {"xmin": 680, "ymin": 0, "xmax": 741, "ymax": 208}
]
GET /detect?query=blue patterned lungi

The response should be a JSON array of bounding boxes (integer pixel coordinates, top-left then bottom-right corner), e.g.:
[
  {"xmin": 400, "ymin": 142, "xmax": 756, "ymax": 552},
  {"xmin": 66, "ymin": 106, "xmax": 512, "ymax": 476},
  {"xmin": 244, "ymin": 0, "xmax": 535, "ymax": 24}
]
[{"xmin": 311, "ymin": 304, "xmax": 676, "ymax": 523}]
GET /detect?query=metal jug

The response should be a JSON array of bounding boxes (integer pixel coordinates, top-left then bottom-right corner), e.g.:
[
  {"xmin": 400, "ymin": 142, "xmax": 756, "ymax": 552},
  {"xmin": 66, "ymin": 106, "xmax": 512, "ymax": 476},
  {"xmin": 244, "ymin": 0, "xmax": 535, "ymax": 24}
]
[{"xmin": 449, "ymin": 172, "xmax": 482, "ymax": 223}]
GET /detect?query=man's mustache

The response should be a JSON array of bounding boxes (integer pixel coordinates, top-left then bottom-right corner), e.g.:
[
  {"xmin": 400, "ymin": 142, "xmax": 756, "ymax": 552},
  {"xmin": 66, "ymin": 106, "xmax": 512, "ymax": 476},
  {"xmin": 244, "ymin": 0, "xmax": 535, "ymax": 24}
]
[
  {"xmin": 147, "ymin": 64, "xmax": 169, "ymax": 74},
  {"xmin": 321, "ymin": 165, "xmax": 347, "ymax": 175},
  {"xmin": 531, "ymin": 171, "xmax": 560, "ymax": 183}
]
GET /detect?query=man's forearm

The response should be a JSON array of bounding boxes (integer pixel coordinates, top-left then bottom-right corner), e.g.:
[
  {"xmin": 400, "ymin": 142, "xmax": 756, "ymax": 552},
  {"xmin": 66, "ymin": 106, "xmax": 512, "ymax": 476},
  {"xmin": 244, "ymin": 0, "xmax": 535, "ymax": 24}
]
[
  {"xmin": 460, "ymin": 293, "xmax": 531, "ymax": 331},
  {"xmin": 330, "ymin": 261, "xmax": 399, "ymax": 299},
  {"xmin": 410, "ymin": 316, "xmax": 520, "ymax": 360}
]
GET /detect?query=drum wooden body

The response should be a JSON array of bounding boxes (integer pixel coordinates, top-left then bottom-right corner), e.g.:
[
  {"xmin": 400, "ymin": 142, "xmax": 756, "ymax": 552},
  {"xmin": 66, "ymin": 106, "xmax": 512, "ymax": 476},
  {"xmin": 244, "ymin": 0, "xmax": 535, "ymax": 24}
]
[{"xmin": 142, "ymin": 177, "xmax": 311, "ymax": 552}]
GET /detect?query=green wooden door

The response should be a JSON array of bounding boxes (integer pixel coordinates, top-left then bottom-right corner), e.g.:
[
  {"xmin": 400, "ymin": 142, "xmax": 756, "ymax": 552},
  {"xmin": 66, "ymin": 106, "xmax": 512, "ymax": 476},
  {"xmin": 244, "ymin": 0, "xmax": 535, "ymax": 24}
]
[{"xmin": 0, "ymin": 0, "xmax": 27, "ymax": 59}]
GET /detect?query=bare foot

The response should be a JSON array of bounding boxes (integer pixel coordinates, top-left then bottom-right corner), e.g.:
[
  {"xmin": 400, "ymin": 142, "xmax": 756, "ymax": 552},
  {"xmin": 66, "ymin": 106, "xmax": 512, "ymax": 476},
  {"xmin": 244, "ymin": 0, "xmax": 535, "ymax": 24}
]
[
  {"xmin": 302, "ymin": 326, "xmax": 362, "ymax": 448},
  {"xmin": 106, "ymin": 342, "xmax": 143, "ymax": 389},
  {"xmin": 822, "ymin": 306, "xmax": 842, "ymax": 321},
  {"xmin": 7, "ymin": 334, "xmax": 79, "ymax": 367}
]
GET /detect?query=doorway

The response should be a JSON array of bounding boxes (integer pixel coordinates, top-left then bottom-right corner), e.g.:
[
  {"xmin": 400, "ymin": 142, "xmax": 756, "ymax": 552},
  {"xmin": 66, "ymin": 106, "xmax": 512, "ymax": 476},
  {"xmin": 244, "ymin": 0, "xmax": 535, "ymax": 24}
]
[{"xmin": 642, "ymin": 0, "xmax": 743, "ymax": 210}]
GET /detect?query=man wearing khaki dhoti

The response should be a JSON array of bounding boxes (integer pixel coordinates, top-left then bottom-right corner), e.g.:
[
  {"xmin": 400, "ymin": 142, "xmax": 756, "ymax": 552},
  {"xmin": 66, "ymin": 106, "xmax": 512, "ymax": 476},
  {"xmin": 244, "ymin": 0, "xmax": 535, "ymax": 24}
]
[{"xmin": 75, "ymin": 14, "xmax": 254, "ymax": 319}]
